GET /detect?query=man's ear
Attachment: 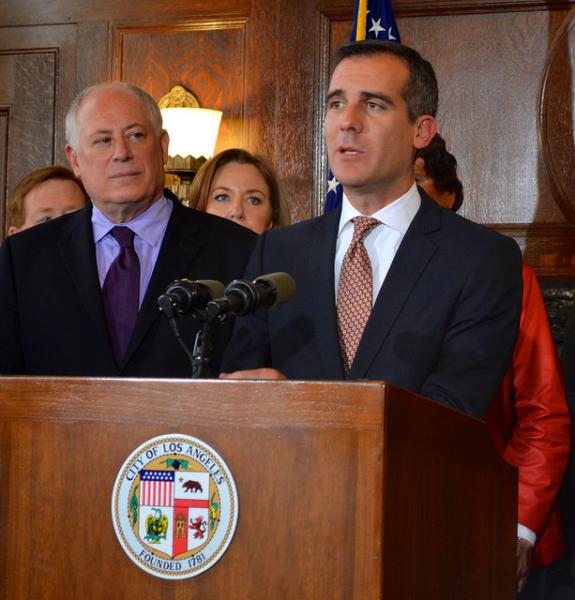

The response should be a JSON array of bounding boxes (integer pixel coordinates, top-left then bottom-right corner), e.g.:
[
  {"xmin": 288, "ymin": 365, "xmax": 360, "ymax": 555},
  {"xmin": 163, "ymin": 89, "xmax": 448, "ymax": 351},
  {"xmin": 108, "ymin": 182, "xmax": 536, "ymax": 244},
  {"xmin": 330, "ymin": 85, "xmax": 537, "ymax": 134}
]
[
  {"xmin": 65, "ymin": 144, "xmax": 81, "ymax": 177},
  {"xmin": 413, "ymin": 115, "xmax": 437, "ymax": 150},
  {"xmin": 160, "ymin": 130, "xmax": 170, "ymax": 165}
]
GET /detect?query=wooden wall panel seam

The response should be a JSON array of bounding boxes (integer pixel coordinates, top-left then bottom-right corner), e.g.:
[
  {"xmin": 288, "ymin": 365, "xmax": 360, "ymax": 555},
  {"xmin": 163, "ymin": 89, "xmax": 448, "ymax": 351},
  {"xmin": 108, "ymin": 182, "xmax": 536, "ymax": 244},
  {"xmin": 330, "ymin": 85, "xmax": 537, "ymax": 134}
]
[{"xmin": 312, "ymin": 11, "xmax": 334, "ymax": 216}]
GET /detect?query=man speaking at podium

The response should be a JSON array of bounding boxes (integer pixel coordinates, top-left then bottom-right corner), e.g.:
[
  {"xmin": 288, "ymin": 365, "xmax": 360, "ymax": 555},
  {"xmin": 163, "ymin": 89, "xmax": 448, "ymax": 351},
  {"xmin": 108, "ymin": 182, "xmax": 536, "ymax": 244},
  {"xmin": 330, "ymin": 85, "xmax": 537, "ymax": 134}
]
[
  {"xmin": 222, "ymin": 41, "xmax": 522, "ymax": 419},
  {"xmin": 0, "ymin": 82, "xmax": 255, "ymax": 377}
]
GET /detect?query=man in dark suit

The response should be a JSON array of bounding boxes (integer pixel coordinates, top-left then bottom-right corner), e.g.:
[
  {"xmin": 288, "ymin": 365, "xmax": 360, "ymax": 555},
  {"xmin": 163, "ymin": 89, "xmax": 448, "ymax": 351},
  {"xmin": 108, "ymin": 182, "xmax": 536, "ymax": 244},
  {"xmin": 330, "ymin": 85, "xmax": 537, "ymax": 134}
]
[
  {"xmin": 0, "ymin": 82, "xmax": 256, "ymax": 377},
  {"xmin": 221, "ymin": 41, "xmax": 522, "ymax": 419}
]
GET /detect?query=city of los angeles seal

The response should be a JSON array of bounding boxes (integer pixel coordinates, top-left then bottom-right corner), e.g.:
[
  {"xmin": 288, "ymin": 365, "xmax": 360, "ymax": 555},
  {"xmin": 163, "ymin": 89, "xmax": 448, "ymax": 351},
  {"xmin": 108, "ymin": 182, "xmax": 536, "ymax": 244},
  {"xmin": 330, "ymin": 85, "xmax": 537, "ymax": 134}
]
[{"xmin": 111, "ymin": 434, "xmax": 238, "ymax": 579}]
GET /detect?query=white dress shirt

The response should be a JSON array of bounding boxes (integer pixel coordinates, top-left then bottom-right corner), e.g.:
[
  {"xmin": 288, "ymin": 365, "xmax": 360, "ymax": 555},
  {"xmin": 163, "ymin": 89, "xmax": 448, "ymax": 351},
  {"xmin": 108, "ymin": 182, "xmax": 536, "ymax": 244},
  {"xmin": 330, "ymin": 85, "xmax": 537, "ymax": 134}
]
[{"xmin": 334, "ymin": 183, "xmax": 421, "ymax": 303}]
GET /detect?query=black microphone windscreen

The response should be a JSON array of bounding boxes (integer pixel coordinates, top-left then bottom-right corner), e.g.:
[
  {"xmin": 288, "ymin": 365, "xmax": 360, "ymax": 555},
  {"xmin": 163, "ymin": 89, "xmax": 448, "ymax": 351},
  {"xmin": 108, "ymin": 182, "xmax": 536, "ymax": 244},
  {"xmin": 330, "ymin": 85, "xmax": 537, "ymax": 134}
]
[
  {"xmin": 195, "ymin": 279, "xmax": 225, "ymax": 300},
  {"xmin": 253, "ymin": 272, "xmax": 296, "ymax": 308}
]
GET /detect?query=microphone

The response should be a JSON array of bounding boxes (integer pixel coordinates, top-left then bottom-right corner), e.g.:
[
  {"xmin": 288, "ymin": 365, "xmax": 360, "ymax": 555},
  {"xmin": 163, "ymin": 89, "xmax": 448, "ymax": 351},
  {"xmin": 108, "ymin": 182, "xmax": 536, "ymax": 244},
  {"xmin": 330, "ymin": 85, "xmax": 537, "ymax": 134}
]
[
  {"xmin": 207, "ymin": 272, "xmax": 296, "ymax": 318},
  {"xmin": 158, "ymin": 279, "xmax": 225, "ymax": 317}
]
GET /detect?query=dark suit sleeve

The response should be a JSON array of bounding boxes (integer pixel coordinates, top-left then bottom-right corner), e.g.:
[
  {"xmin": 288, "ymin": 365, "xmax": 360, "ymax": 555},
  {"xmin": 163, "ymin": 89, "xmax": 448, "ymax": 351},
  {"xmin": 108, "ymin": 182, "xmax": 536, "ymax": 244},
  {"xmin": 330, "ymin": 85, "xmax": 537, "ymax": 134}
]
[
  {"xmin": 220, "ymin": 234, "xmax": 273, "ymax": 372},
  {"xmin": 420, "ymin": 235, "xmax": 523, "ymax": 418},
  {"xmin": 0, "ymin": 239, "xmax": 26, "ymax": 374},
  {"xmin": 560, "ymin": 306, "xmax": 575, "ymax": 486}
]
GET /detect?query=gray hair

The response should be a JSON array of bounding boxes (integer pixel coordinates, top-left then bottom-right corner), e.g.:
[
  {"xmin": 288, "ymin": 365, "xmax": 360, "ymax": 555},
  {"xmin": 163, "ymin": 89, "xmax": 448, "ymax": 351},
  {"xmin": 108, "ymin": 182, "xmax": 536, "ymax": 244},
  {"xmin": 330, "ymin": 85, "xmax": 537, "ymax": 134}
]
[{"xmin": 65, "ymin": 82, "xmax": 163, "ymax": 149}]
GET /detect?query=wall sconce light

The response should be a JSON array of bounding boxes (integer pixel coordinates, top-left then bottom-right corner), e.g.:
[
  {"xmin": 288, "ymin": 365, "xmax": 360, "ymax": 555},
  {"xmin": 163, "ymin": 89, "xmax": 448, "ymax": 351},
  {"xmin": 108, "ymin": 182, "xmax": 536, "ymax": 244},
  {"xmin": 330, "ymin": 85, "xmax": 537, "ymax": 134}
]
[{"xmin": 159, "ymin": 84, "xmax": 223, "ymax": 203}]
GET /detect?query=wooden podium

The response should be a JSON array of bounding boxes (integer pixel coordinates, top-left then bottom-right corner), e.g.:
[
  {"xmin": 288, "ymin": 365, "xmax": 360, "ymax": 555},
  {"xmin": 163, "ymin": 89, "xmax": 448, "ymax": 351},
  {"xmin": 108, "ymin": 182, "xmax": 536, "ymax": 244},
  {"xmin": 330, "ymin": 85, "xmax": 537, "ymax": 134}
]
[{"xmin": 0, "ymin": 378, "xmax": 516, "ymax": 599}]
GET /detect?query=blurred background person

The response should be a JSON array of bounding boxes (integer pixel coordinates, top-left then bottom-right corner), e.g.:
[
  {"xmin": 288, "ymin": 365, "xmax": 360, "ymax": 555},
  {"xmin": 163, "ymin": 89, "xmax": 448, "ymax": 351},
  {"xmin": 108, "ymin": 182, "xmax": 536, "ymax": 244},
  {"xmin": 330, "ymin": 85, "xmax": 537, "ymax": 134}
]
[
  {"xmin": 414, "ymin": 133, "xmax": 463, "ymax": 212},
  {"xmin": 7, "ymin": 165, "xmax": 88, "ymax": 235},
  {"xmin": 417, "ymin": 133, "xmax": 571, "ymax": 599},
  {"xmin": 188, "ymin": 148, "xmax": 290, "ymax": 233}
]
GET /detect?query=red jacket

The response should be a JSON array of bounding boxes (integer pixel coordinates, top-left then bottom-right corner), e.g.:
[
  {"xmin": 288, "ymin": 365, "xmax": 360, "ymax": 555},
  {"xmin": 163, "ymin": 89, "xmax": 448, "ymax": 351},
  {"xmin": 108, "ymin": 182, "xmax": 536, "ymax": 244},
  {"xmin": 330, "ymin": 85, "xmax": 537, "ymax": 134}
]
[{"xmin": 485, "ymin": 264, "xmax": 571, "ymax": 566}]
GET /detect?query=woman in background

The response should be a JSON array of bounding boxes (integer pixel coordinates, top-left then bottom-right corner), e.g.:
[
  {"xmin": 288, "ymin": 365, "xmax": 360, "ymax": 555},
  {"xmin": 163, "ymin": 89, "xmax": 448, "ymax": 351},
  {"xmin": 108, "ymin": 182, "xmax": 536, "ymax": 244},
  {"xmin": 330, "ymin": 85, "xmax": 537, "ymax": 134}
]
[
  {"xmin": 414, "ymin": 133, "xmax": 463, "ymax": 212},
  {"xmin": 188, "ymin": 148, "xmax": 290, "ymax": 233}
]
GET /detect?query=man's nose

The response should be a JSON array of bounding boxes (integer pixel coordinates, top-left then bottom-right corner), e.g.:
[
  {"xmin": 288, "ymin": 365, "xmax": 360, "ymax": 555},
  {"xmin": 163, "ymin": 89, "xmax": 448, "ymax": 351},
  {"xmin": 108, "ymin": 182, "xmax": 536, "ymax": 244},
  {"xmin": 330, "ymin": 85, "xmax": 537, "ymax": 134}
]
[
  {"xmin": 113, "ymin": 137, "xmax": 133, "ymax": 161},
  {"xmin": 340, "ymin": 103, "xmax": 363, "ymax": 132}
]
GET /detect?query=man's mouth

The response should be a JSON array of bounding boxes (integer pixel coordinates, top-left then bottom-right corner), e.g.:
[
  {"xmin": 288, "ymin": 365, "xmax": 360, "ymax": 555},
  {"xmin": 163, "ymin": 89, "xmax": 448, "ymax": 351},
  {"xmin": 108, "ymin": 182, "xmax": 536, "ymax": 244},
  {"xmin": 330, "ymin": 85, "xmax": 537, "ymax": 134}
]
[
  {"xmin": 110, "ymin": 171, "xmax": 140, "ymax": 179},
  {"xmin": 338, "ymin": 145, "xmax": 363, "ymax": 156}
]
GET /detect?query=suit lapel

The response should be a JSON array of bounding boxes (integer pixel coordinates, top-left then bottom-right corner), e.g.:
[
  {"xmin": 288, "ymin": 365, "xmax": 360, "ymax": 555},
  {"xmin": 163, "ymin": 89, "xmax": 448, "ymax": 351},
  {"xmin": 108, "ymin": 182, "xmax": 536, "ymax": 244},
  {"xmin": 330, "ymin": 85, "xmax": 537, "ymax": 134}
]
[
  {"xmin": 349, "ymin": 196, "xmax": 441, "ymax": 379},
  {"xmin": 57, "ymin": 206, "xmax": 116, "ymax": 361},
  {"xmin": 308, "ymin": 209, "xmax": 344, "ymax": 379},
  {"xmin": 122, "ymin": 201, "xmax": 203, "ymax": 367}
]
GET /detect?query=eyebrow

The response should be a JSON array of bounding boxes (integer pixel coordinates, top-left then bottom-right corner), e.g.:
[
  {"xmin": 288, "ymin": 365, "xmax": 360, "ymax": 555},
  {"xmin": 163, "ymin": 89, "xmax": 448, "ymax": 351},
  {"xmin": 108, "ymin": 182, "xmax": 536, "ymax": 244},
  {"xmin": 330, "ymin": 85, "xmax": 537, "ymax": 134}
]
[
  {"xmin": 212, "ymin": 186, "xmax": 266, "ymax": 195},
  {"xmin": 87, "ymin": 123, "xmax": 145, "ymax": 136},
  {"xmin": 326, "ymin": 89, "xmax": 395, "ymax": 107}
]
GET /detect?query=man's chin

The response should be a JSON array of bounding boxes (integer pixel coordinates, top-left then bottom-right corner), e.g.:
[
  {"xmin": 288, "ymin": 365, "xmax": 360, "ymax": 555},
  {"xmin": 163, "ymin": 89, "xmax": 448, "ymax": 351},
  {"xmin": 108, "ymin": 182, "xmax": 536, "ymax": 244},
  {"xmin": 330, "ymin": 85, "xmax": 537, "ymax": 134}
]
[
  {"xmin": 333, "ymin": 177, "xmax": 366, "ymax": 191},
  {"xmin": 106, "ymin": 187, "xmax": 157, "ymax": 205}
]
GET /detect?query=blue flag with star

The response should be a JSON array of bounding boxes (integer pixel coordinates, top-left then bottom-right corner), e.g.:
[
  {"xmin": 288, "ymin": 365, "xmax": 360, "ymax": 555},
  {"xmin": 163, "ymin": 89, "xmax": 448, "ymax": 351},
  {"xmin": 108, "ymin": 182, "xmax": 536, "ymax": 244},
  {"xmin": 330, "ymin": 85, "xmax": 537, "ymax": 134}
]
[{"xmin": 324, "ymin": 0, "xmax": 401, "ymax": 213}]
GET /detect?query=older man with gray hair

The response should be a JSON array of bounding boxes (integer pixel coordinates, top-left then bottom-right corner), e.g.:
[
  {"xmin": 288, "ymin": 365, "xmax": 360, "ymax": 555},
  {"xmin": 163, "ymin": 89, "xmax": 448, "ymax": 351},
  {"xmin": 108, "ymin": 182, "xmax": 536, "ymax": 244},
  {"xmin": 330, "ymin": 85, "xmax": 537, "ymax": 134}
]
[{"xmin": 0, "ymin": 82, "xmax": 256, "ymax": 377}]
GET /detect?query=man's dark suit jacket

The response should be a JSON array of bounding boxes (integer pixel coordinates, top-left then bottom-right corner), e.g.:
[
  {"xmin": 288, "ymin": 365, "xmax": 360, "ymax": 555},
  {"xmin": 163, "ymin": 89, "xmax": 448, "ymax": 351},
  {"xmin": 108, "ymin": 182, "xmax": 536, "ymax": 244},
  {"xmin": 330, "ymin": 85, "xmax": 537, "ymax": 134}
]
[
  {"xmin": 222, "ymin": 193, "xmax": 523, "ymax": 418},
  {"xmin": 0, "ymin": 199, "xmax": 256, "ymax": 377}
]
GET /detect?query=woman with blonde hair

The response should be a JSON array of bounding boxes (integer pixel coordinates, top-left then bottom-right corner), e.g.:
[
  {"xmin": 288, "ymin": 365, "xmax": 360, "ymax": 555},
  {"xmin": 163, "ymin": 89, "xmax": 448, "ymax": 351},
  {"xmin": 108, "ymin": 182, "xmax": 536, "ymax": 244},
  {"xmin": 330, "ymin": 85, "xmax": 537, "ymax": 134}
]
[{"xmin": 188, "ymin": 148, "xmax": 290, "ymax": 233}]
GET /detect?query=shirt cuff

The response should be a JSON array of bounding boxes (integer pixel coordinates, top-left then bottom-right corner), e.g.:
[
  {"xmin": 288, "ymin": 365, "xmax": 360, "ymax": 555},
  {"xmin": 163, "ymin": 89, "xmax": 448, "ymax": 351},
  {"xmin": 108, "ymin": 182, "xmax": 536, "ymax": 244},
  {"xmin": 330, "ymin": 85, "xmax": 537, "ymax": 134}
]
[{"xmin": 517, "ymin": 524, "xmax": 537, "ymax": 546}]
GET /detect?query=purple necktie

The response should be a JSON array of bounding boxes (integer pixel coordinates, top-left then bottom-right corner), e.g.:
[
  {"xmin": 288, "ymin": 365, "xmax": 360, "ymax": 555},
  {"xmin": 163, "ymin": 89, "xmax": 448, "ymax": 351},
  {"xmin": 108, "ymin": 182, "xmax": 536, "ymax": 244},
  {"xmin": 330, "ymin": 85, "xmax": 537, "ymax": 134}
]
[{"xmin": 102, "ymin": 226, "xmax": 140, "ymax": 364}]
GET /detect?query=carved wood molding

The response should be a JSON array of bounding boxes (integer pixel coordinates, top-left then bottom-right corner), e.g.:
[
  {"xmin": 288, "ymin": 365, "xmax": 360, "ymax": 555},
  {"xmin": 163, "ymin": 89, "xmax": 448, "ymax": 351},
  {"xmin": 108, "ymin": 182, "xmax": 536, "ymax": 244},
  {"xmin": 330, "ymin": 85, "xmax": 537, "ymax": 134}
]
[
  {"xmin": 492, "ymin": 223, "xmax": 575, "ymax": 275},
  {"xmin": 321, "ymin": 0, "xmax": 575, "ymax": 18},
  {"xmin": 0, "ymin": 107, "xmax": 11, "ymax": 241},
  {"xmin": 396, "ymin": 0, "xmax": 575, "ymax": 16},
  {"xmin": 110, "ymin": 18, "xmax": 248, "ymax": 81},
  {"xmin": 538, "ymin": 7, "xmax": 575, "ymax": 225}
]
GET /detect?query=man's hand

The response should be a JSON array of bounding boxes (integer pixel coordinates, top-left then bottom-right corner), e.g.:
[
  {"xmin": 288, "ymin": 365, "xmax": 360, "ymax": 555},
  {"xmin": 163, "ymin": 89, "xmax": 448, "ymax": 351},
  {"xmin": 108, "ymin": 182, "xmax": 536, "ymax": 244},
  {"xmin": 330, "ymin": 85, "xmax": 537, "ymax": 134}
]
[
  {"xmin": 219, "ymin": 368, "xmax": 287, "ymax": 381},
  {"xmin": 517, "ymin": 537, "xmax": 534, "ymax": 593}
]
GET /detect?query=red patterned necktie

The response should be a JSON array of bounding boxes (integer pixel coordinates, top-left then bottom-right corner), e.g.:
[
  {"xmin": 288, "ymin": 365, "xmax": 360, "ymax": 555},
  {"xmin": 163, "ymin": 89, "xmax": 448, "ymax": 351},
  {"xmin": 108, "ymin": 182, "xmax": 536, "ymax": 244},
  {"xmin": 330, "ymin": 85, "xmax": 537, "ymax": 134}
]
[
  {"xmin": 337, "ymin": 216, "xmax": 380, "ymax": 375},
  {"xmin": 102, "ymin": 226, "xmax": 140, "ymax": 365}
]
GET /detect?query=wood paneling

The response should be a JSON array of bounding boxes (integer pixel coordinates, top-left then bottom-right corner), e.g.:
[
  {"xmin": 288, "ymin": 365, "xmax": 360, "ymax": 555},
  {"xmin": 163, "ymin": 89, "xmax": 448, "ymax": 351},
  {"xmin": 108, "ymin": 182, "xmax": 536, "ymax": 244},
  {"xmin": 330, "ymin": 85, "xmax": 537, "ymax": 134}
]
[
  {"xmin": 0, "ymin": 1, "xmax": 574, "ymax": 271},
  {"xmin": 0, "ymin": 108, "xmax": 9, "ymax": 234},
  {"xmin": 539, "ymin": 8, "xmax": 575, "ymax": 224},
  {"xmin": 268, "ymin": 0, "xmax": 319, "ymax": 224},
  {"xmin": 0, "ymin": 24, "xmax": 81, "ymax": 239},
  {"xmin": 320, "ymin": 0, "xmax": 575, "ymax": 15},
  {"xmin": 0, "ymin": 0, "xmax": 251, "ymax": 27},
  {"xmin": 113, "ymin": 20, "xmax": 248, "ymax": 152},
  {"xmin": 495, "ymin": 224, "xmax": 575, "ymax": 274}
]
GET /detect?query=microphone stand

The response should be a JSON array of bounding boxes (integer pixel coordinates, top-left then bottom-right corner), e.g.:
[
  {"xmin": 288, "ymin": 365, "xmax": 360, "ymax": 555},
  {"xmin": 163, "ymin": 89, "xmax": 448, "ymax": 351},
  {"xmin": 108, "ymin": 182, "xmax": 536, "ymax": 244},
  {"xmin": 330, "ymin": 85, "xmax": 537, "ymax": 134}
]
[
  {"xmin": 191, "ymin": 300, "xmax": 235, "ymax": 378},
  {"xmin": 158, "ymin": 294, "xmax": 224, "ymax": 379},
  {"xmin": 191, "ymin": 301, "xmax": 233, "ymax": 378}
]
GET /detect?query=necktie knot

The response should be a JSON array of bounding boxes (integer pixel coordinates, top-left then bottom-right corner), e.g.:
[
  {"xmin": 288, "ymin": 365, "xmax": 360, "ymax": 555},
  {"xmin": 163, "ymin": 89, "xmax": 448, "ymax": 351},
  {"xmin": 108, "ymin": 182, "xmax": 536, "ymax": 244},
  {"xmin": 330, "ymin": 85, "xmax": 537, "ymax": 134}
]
[
  {"xmin": 110, "ymin": 226, "xmax": 135, "ymax": 249},
  {"xmin": 351, "ymin": 216, "xmax": 380, "ymax": 244}
]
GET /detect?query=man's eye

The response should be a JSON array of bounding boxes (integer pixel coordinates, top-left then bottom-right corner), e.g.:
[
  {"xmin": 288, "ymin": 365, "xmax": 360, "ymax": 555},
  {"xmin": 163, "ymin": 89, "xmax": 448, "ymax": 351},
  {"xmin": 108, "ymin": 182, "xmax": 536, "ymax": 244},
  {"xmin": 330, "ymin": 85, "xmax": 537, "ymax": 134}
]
[
  {"xmin": 94, "ymin": 137, "xmax": 111, "ymax": 146},
  {"xmin": 129, "ymin": 132, "xmax": 144, "ymax": 141}
]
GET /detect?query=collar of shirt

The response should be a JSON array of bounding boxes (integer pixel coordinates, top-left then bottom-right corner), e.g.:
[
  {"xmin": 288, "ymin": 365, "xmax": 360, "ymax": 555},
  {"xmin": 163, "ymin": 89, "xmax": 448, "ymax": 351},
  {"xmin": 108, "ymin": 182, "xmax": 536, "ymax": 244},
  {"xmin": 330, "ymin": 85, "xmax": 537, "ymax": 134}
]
[
  {"xmin": 92, "ymin": 195, "xmax": 174, "ymax": 307},
  {"xmin": 335, "ymin": 184, "xmax": 421, "ymax": 304},
  {"xmin": 92, "ymin": 194, "xmax": 173, "ymax": 247},
  {"xmin": 337, "ymin": 183, "xmax": 421, "ymax": 238}
]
